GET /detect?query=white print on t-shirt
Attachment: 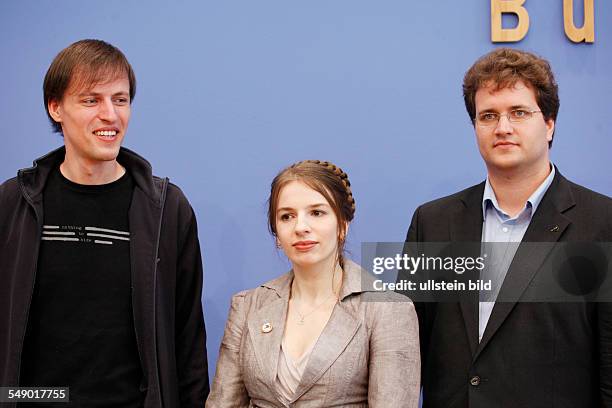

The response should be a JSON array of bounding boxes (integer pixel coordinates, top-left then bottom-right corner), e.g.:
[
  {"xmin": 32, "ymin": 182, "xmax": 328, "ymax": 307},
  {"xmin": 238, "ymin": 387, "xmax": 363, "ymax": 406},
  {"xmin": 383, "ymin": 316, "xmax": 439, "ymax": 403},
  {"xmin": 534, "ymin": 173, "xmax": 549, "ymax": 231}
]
[{"xmin": 41, "ymin": 225, "xmax": 130, "ymax": 245}]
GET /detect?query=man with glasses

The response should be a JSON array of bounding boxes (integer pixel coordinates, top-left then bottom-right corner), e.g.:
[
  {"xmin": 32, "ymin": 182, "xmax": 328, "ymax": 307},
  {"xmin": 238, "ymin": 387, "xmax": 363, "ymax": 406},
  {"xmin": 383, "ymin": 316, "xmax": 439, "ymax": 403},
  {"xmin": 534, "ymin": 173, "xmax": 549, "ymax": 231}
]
[{"xmin": 404, "ymin": 48, "xmax": 612, "ymax": 406}]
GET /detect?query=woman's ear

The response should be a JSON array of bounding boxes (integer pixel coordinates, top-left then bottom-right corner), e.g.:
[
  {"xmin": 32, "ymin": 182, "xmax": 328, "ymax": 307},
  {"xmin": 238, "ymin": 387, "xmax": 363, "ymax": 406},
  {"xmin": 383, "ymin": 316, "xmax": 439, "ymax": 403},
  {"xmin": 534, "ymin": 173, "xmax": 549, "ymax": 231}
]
[{"xmin": 339, "ymin": 221, "xmax": 349, "ymax": 243}]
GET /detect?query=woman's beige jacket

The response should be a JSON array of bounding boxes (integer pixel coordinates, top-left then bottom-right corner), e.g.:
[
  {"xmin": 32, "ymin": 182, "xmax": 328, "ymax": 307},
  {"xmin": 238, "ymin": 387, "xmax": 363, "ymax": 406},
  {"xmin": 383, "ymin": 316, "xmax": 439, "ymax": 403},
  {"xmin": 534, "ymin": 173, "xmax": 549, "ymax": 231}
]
[{"xmin": 206, "ymin": 260, "xmax": 420, "ymax": 407}]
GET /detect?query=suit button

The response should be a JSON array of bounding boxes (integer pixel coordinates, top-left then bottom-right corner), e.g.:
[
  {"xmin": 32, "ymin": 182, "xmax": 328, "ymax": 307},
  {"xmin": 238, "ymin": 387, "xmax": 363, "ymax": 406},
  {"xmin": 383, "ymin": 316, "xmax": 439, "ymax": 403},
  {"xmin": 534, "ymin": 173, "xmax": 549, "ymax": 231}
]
[{"xmin": 470, "ymin": 376, "xmax": 481, "ymax": 386}]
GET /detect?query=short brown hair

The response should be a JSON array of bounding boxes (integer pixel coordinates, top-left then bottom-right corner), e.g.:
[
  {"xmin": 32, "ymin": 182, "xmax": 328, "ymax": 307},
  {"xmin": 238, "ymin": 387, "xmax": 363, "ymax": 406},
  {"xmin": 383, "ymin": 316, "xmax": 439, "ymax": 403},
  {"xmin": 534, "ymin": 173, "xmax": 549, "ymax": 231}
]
[
  {"xmin": 43, "ymin": 39, "xmax": 136, "ymax": 133},
  {"xmin": 268, "ymin": 160, "xmax": 356, "ymax": 269},
  {"xmin": 463, "ymin": 48, "xmax": 559, "ymax": 147}
]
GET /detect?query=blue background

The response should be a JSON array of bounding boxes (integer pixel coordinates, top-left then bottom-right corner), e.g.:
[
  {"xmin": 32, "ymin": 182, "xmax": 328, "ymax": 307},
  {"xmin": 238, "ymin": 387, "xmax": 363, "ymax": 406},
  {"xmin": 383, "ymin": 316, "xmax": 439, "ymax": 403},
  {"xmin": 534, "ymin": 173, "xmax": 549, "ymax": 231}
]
[{"xmin": 1, "ymin": 1, "xmax": 610, "ymax": 381}]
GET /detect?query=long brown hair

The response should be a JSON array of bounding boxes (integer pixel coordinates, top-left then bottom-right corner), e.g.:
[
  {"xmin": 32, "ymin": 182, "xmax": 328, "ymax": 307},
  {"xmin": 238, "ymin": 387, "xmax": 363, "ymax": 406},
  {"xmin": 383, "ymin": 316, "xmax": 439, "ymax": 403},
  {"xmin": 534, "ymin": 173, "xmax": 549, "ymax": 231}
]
[{"xmin": 268, "ymin": 160, "xmax": 355, "ymax": 269}]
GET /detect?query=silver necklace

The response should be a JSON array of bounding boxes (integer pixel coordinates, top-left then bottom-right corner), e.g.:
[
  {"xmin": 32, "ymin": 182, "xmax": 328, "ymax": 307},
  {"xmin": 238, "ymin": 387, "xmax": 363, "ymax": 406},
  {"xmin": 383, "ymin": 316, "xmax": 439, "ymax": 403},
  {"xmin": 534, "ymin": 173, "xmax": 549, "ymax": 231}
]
[
  {"xmin": 291, "ymin": 267, "xmax": 342, "ymax": 325},
  {"xmin": 294, "ymin": 293, "xmax": 337, "ymax": 325}
]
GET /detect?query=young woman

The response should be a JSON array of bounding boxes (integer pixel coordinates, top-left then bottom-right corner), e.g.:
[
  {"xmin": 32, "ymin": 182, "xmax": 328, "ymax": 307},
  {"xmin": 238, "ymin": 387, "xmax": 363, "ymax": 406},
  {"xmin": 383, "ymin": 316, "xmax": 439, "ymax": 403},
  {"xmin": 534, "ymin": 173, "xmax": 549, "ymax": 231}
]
[{"xmin": 207, "ymin": 160, "xmax": 420, "ymax": 407}]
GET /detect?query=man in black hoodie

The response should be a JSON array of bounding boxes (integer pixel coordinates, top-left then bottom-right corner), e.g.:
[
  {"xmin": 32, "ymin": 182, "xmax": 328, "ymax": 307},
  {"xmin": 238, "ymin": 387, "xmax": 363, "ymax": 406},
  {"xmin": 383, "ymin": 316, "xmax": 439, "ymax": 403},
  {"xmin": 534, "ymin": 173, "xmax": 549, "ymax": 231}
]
[{"xmin": 0, "ymin": 39, "xmax": 209, "ymax": 407}]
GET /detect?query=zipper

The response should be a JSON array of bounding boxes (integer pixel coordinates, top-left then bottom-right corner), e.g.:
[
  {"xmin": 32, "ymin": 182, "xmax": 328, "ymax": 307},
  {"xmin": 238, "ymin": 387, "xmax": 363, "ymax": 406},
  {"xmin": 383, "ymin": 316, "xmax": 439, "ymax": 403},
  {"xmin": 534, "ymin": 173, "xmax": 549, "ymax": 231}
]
[
  {"xmin": 131, "ymin": 177, "xmax": 168, "ymax": 407},
  {"xmin": 12, "ymin": 149, "xmax": 62, "ymax": 396},
  {"xmin": 152, "ymin": 177, "xmax": 168, "ymax": 407},
  {"xmin": 14, "ymin": 175, "xmax": 43, "ymax": 392},
  {"xmin": 130, "ymin": 194, "xmax": 146, "ymax": 401}
]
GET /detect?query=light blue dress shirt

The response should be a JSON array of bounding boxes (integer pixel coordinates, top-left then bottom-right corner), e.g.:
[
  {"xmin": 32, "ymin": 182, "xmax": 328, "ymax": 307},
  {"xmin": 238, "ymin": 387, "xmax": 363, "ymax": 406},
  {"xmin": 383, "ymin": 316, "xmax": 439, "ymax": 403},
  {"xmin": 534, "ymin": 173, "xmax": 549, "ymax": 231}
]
[{"xmin": 478, "ymin": 165, "xmax": 556, "ymax": 342}]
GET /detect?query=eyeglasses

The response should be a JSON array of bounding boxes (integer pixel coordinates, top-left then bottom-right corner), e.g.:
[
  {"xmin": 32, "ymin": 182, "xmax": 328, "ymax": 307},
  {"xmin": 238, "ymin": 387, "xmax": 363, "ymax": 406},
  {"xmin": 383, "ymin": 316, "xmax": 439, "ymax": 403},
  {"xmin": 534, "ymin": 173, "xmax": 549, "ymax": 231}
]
[{"xmin": 475, "ymin": 109, "xmax": 543, "ymax": 127}]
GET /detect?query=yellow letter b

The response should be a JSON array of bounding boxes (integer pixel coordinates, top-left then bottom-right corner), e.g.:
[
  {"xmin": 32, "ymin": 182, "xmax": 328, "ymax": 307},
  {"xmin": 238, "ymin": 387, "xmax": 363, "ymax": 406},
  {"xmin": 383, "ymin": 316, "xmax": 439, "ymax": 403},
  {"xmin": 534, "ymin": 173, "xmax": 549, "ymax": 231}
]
[{"xmin": 491, "ymin": 0, "xmax": 530, "ymax": 42}]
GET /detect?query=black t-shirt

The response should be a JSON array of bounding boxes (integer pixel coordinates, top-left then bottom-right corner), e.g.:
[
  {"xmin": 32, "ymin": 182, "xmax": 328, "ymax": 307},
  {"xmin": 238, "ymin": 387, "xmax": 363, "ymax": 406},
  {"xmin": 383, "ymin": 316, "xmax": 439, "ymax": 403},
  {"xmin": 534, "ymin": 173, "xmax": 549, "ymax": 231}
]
[{"xmin": 20, "ymin": 167, "xmax": 144, "ymax": 407}]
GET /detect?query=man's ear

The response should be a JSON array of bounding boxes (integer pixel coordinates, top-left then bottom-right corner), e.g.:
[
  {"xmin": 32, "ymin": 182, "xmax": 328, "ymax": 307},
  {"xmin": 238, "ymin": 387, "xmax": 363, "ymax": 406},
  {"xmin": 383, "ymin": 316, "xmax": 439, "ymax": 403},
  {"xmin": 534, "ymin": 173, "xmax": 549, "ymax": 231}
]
[
  {"xmin": 545, "ymin": 118, "xmax": 555, "ymax": 143},
  {"xmin": 48, "ymin": 99, "xmax": 62, "ymax": 123}
]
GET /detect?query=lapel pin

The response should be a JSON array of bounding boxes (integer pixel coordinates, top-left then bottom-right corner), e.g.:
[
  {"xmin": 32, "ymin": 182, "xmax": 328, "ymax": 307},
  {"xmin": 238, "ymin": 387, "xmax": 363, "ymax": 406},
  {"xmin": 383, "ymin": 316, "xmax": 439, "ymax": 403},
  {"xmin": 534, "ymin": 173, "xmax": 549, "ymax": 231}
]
[
  {"xmin": 550, "ymin": 225, "xmax": 559, "ymax": 232},
  {"xmin": 261, "ymin": 322, "xmax": 272, "ymax": 333}
]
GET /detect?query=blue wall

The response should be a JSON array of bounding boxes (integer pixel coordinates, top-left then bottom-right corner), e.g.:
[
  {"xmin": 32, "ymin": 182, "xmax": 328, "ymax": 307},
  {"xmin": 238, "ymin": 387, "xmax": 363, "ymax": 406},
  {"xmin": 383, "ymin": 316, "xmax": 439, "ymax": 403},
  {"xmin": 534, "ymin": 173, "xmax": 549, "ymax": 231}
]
[{"xmin": 2, "ymin": 1, "xmax": 610, "ymax": 380}]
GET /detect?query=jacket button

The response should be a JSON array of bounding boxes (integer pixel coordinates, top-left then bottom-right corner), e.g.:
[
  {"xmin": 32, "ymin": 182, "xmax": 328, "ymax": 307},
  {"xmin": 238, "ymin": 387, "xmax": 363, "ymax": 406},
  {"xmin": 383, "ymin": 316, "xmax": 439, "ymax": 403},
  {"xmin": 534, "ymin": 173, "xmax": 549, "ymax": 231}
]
[{"xmin": 470, "ymin": 375, "xmax": 481, "ymax": 386}]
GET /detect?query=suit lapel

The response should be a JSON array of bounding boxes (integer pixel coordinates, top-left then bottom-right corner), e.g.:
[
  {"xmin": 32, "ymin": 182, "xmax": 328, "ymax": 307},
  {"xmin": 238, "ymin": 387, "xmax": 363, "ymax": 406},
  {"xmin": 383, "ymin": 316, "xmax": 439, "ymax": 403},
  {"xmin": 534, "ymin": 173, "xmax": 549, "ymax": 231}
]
[
  {"xmin": 475, "ymin": 173, "xmax": 575, "ymax": 358},
  {"xmin": 247, "ymin": 292, "xmax": 289, "ymax": 388},
  {"xmin": 291, "ymin": 302, "xmax": 361, "ymax": 401},
  {"xmin": 451, "ymin": 183, "xmax": 485, "ymax": 357}
]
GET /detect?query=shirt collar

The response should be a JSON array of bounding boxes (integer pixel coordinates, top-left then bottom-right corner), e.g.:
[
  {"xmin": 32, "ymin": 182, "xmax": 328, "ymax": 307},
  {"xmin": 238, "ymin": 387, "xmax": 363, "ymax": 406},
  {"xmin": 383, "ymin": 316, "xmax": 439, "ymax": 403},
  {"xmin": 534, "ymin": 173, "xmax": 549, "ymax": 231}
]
[
  {"xmin": 482, "ymin": 163, "xmax": 556, "ymax": 220},
  {"xmin": 261, "ymin": 259, "xmax": 378, "ymax": 302}
]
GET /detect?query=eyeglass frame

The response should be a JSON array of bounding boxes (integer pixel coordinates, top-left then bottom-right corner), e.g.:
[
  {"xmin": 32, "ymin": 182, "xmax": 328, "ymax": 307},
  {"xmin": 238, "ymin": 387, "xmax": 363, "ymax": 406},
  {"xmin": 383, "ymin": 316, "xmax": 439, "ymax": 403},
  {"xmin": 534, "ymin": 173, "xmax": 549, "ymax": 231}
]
[{"xmin": 474, "ymin": 109, "xmax": 543, "ymax": 127}]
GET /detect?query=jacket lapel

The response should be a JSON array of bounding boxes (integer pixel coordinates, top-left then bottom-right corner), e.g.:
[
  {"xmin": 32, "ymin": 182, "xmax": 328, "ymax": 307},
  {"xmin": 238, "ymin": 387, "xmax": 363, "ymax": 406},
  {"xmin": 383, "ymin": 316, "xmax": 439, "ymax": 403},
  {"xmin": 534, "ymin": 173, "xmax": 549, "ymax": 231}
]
[
  {"xmin": 451, "ymin": 183, "xmax": 485, "ymax": 357},
  {"xmin": 291, "ymin": 302, "xmax": 361, "ymax": 401},
  {"xmin": 246, "ymin": 273, "xmax": 293, "ymax": 392},
  {"xmin": 290, "ymin": 261, "xmax": 365, "ymax": 401},
  {"xmin": 475, "ymin": 173, "xmax": 575, "ymax": 358},
  {"xmin": 246, "ymin": 295, "xmax": 288, "ymax": 387}
]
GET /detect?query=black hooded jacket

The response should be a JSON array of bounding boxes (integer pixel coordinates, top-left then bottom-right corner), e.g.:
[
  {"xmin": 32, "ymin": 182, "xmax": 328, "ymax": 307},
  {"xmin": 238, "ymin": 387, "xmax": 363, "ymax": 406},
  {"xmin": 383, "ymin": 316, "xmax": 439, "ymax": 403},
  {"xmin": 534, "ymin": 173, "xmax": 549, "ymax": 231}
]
[{"xmin": 0, "ymin": 146, "xmax": 209, "ymax": 407}]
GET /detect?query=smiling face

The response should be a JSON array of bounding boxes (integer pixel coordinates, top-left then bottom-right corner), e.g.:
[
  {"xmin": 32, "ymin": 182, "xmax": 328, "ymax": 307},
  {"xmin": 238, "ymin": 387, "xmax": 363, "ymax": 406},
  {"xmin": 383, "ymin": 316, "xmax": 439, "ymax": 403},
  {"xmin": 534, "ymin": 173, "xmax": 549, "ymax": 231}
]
[
  {"xmin": 48, "ymin": 73, "xmax": 131, "ymax": 167},
  {"xmin": 474, "ymin": 81, "xmax": 554, "ymax": 176},
  {"xmin": 275, "ymin": 180, "xmax": 342, "ymax": 270}
]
